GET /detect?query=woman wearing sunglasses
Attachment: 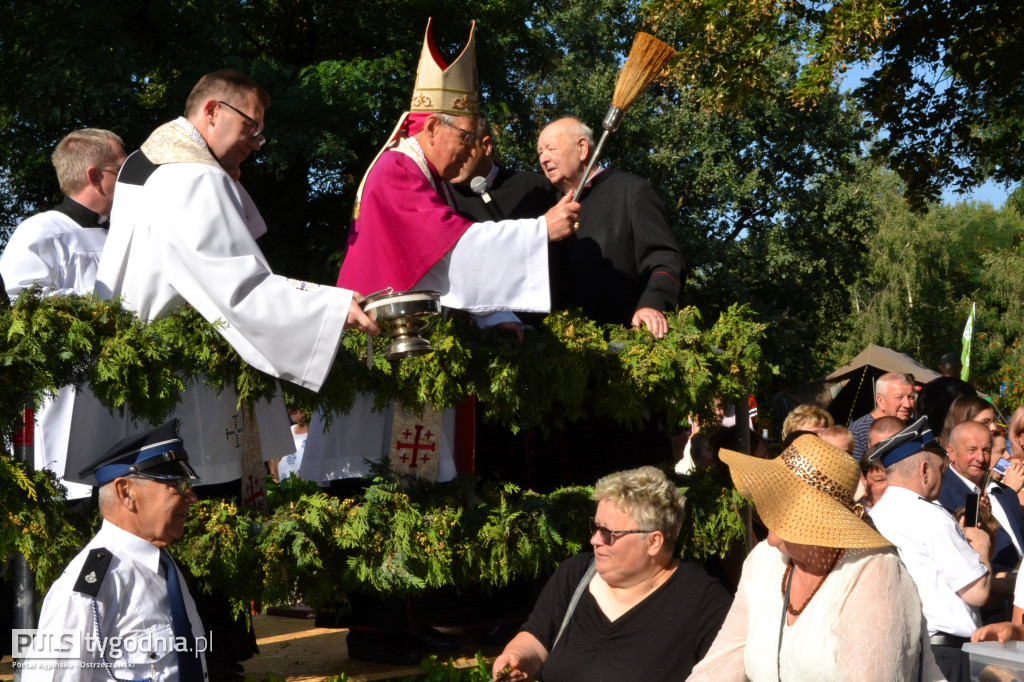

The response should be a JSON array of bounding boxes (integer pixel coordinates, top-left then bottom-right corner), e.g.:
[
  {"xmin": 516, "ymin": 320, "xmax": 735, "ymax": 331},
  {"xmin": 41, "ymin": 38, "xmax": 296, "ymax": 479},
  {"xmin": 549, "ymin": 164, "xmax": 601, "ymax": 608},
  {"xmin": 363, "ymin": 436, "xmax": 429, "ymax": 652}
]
[{"xmin": 491, "ymin": 466, "xmax": 731, "ymax": 681}]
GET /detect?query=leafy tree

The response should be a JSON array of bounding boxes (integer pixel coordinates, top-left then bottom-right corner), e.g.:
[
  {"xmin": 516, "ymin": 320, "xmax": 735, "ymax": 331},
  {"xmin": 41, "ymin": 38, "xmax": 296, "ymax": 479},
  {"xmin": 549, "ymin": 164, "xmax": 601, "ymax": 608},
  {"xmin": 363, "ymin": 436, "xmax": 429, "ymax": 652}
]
[
  {"xmin": 0, "ymin": 0, "xmax": 552, "ymax": 282},
  {"xmin": 646, "ymin": 0, "xmax": 1023, "ymax": 208},
  {"xmin": 832, "ymin": 172, "xmax": 1024, "ymax": 398},
  {"xmin": 516, "ymin": 0, "xmax": 878, "ymax": 391},
  {"xmin": 857, "ymin": 0, "xmax": 1024, "ymax": 207}
]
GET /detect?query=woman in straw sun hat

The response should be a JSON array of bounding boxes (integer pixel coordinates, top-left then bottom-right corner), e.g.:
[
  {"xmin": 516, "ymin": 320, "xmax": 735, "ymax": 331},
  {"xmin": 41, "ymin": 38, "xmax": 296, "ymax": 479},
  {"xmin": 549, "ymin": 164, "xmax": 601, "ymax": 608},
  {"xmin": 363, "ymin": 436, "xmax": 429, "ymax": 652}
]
[{"xmin": 687, "ymin": 434, "xmax": 946, "ymax": 681}]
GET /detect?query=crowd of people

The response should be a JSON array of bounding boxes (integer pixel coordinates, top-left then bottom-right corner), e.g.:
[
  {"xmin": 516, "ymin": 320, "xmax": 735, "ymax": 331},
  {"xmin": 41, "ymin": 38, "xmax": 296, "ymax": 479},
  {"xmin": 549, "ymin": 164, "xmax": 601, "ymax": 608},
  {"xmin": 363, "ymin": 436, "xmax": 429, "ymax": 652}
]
[
  {"xmin": 490, "ymin": 372, "xmax": 1024, "ymax": 682},
  {"xmin": 5, "ymin": 14, "xmax": 1023, "ymax": 682}
]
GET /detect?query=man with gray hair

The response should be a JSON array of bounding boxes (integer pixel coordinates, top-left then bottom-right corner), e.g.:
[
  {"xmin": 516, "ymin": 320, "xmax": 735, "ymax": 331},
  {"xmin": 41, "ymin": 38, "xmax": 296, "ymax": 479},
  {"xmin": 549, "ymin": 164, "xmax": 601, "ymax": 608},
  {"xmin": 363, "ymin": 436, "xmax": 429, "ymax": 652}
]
[
  {"xmin": 940, "ymin": 420, "xmax": 1024, "ymax": 571},
  {"xmin": 536, "ymin": 117, "xmax": 683, "ymax": 338},
  {"xmin": 848, "ymin": 371, "xmax": 917, "ymax": 461},
  {"xmin": 1, "ymin": 127, "xmax": 125, "ymax": 298},
  {"xmin": 27, "ymin": 420, "xmax": 207, "ymax": 681}
]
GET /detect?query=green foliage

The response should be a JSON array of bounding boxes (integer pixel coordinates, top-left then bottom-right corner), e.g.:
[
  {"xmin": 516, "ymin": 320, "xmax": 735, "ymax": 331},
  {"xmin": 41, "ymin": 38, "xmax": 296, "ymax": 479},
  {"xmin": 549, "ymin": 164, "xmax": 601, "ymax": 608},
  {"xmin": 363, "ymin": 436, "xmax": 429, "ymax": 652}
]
[
  {"xmin": 857, "ymin": 1, "xmax": 1024, "ymax": 206},
  {"xmin": 414, "ymin": 654, "xmax": 495, "ymax": 682},
  {"xmin": 677, "ymin": 465, "xmax": 748, "ymax": 560},
  {"xmin": 175, "ymin": 499, "xmax": 264, "ymax": 612},
  {"xmin": 2, "ymin": 0, "xmax": 1022, "ymax": 399},
  {"xmin": 646, "ymin": 0, "xmax": 1023, "ymax": 206},
  {"xmin": 0, "ymin": 292, "xmax": 761, "ymax": 611},
  {"xmin": 0, "ymin": 453, "xmax": 92, "ymax": 592},
  {"xmin": 831, "ymin": 174, "xmax": 1024, "ymax": 404},
  {"xmin": 0, "ymin": 294, "xmax": 769, "ymax": 448},
  {"xmin": 648, "ymin": 0, "xmax": 895, "ymax": 110},
  {"xmin": 5, "ymin": 458, "xmax": 744, "ymax": 620}
]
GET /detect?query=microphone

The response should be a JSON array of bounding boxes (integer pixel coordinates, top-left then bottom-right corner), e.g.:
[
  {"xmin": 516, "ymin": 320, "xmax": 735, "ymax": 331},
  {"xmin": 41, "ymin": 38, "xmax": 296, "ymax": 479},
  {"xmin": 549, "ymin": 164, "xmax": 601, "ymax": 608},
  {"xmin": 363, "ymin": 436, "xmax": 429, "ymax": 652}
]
[{"xmin": 470, "ymin": 176, "xmax": 504, "ymax": 221}]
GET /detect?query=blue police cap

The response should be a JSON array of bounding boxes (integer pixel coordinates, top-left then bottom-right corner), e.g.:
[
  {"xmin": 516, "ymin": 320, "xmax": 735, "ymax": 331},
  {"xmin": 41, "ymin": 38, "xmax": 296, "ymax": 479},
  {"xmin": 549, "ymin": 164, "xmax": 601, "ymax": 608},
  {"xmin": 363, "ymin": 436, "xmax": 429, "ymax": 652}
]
[
  {"xmin": 78, "ymin": 419, "xmax": 199, "ymax": 486},
  {"xmin": 870, "ymin": 416, "xmax": 937, "ymax": 468}
]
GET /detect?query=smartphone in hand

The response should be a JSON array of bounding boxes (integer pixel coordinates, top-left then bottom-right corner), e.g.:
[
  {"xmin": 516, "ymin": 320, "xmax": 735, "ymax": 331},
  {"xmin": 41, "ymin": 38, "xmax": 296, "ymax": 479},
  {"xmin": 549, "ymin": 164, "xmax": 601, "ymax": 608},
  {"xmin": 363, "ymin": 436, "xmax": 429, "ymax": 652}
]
[{"xmin": 964, "ymin": 492, "xmax": 980, "ymax": 528}]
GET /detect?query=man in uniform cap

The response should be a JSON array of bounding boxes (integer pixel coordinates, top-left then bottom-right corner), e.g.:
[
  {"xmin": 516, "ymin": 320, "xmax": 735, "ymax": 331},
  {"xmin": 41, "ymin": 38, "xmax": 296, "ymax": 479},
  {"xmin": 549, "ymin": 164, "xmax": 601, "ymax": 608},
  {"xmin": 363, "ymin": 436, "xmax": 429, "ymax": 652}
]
[
  {"xmin": 26, "ymin": 421, "xmax": 208, "ymax": 682},
  {"xmin": 868, "ymin": 417, "xmax": 992, "ymax": 682}
]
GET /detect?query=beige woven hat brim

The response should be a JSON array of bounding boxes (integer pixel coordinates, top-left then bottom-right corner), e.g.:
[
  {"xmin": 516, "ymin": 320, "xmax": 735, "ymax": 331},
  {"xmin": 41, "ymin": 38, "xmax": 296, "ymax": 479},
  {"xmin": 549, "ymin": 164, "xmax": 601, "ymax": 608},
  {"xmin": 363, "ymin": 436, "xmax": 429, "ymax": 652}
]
[{"xmin": 721, "ymin": 447, "xmax": 892, "ymax": 549}]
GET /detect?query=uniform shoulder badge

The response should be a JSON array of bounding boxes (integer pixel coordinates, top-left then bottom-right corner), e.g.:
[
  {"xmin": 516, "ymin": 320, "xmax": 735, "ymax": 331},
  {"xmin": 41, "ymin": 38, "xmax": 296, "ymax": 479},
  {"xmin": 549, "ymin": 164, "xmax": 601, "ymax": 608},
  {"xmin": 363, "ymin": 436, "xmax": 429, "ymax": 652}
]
[{"xmin": 73, "ymin": 547, "xmax": 113, "ymax": 597}]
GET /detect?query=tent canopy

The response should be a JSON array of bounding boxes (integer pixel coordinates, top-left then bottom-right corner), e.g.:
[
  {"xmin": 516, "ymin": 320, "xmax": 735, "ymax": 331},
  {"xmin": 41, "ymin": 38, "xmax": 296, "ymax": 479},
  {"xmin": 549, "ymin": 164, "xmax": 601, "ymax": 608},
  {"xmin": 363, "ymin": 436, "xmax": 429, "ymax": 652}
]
[
  {"xmin": 825, "ymin": 345, "xmax": 941, "ymax": 383},
  {"xmin": 772, "ymin": 344, "xmax": 941, "ymax": 430}
]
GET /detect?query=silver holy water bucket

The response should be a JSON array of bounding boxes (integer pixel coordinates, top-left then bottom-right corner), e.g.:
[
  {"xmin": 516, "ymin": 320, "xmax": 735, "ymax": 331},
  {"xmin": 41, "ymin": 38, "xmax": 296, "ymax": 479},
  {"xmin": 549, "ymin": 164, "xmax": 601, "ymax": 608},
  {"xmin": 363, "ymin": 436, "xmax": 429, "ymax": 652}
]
[{"xmin": 361, "ymin": 289, "xmax": 442, "ymax": 359}]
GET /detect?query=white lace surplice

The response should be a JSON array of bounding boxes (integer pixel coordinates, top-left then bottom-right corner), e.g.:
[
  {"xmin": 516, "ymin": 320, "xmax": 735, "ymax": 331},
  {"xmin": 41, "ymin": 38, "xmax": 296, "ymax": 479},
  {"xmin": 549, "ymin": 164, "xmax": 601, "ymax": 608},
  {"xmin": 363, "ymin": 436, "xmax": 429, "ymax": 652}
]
[{"xmin": 686, "ymin": 542, "xmax": 947, "ymax": 682}]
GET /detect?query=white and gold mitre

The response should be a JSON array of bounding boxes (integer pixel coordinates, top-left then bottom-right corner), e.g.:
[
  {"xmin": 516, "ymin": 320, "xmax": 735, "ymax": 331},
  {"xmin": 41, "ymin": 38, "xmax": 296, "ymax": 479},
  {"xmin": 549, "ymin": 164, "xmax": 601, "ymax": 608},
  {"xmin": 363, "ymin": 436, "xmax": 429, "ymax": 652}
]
[{"xmin": 410, "ymin": 17, "xmax": 479, "ymax": 116}]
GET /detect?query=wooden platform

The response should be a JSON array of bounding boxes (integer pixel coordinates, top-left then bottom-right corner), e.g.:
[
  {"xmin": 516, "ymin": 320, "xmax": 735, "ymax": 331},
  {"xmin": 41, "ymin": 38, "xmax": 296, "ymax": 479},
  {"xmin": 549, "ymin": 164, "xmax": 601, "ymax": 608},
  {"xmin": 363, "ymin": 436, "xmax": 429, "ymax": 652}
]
[{"xmin": 2, "ymin": 614, "xmax": 499, "ymax": 681}]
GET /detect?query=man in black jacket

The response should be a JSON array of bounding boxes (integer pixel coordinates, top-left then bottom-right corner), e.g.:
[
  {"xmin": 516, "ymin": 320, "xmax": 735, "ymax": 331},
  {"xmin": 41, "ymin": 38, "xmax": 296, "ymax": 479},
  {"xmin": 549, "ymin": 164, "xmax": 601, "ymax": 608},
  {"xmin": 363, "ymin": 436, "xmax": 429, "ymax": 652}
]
[
  {"xmin": 452, "ymin": 117, "xmax": 561, "ymax": 223},
  {"xmin": 537, "ymin": 117, "xmax": 684, "ymax": 338}
]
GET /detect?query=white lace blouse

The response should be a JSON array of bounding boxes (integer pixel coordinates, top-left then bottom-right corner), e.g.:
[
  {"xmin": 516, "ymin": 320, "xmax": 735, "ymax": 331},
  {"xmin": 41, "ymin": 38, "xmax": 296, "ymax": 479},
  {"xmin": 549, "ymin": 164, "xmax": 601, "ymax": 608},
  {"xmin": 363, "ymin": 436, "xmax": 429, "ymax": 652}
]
[{"xmin": 686, "ymin": 542, "xmax": 948, "ymax": 681}]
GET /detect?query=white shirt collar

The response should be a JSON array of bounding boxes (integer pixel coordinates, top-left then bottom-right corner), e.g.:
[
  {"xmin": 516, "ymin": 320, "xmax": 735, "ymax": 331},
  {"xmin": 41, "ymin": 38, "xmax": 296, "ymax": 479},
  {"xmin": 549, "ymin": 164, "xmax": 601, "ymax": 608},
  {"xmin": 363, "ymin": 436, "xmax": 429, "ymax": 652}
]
[
  {"xmin": 582, "ymin": 164, "xmax": 606, "ymax": 189},
  {"xmin": 485, "ymin": 162, "xmax": 499, "ymax": 187},
  {"xmin": 95, "ymin": 519, "xmax": 163, "ymax": 576},
  {"xmin": 950, "ymin": 466, "xmax": 982, "ymax": 494}
]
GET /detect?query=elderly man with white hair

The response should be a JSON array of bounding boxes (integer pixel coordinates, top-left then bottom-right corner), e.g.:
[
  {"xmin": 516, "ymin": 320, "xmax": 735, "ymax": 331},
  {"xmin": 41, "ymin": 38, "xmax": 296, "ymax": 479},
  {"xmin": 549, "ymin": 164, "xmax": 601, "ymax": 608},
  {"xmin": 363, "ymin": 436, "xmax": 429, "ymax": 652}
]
[
  {"xmin": 536, "ymin": 117, "xmax": 684, "ymax": 339},
  {"xmin": 848, "ymin": 371, "xmax": 917, "ymax": 461},
  {"xmin": 26, "ymin": 421, "xmax": 207, "ymax": 682}
]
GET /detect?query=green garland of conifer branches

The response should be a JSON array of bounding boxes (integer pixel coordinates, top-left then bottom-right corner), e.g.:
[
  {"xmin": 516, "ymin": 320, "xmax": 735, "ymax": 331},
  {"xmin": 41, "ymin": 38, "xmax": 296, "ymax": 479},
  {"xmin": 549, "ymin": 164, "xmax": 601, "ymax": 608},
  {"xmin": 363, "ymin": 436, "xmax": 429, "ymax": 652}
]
[
  {"xmin": 1, "ymin": 459, "xmax": 747, "ymax": 616},
  {"xmin": 1, "ymin": 291, "xmax": 770, "ymax": 440},
  {"xmin": 1, "ymin": 291, "xmax": 765, "ymax": 608}
]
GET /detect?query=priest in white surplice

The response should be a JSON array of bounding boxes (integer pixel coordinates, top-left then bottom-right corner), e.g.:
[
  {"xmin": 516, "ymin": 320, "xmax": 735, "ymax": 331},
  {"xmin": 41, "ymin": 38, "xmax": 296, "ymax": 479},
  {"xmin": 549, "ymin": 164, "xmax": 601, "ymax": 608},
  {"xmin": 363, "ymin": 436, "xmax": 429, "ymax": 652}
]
[
  {"xmin": 78, "ymin": 70, "xmax": 380, "ymax": 491},
  {"xmin": 0, "ymin": 128, "xmax": 126, "ymax": 499}
]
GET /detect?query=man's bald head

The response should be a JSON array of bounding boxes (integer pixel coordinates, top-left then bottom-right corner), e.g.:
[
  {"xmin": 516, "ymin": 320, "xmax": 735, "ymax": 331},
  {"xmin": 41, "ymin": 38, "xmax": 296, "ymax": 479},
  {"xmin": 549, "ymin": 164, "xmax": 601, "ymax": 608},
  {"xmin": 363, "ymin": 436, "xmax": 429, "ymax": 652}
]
[
  {"xmin": 868, "ymin": 416, "xmax": 906, "ymax": 448},
  {"xmin": 947, "ymin": 420, "xmax": 993, "ymax": 485},
  {"xmin": 537, "ymin": 117, "xmax": 594, "ymax": 193}
]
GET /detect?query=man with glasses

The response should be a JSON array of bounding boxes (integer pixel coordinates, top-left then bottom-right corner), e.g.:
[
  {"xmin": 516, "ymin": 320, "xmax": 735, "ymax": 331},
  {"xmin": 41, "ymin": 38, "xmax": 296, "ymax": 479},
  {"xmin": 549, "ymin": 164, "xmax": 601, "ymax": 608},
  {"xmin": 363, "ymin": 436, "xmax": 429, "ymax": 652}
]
[
  {"xmin": 338, "ymin": 19, "xmax": 580, "ymax": 319},
  {"xmin": 96, "ymin": 68, "xmax": 378, "ymax": 389},
  {"xmin": 0, "ymin": 127, "xmax": 126, "ymax": 502},
  {"xmin": 87, "ymin": 69, "xmax": 379, "ymax": 489},
  {"xmin": 321, "ymin": 20, "xmax": 580, "ymax": 495},
  {"xmin": 318, "ymin": 19, "xmax": 580, "ymax": 664},
  {"xmin": 27, "ymin": 420, "xmax": 209, "ymax": 681}
]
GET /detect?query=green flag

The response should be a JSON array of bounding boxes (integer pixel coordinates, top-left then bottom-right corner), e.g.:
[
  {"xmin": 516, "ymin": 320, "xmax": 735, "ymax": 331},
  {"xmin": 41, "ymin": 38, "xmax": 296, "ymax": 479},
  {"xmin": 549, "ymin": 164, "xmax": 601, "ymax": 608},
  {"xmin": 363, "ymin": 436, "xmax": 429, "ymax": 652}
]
[{"xmin": 961, "ymin": 302, "xmax": 975, "ymax": 382}]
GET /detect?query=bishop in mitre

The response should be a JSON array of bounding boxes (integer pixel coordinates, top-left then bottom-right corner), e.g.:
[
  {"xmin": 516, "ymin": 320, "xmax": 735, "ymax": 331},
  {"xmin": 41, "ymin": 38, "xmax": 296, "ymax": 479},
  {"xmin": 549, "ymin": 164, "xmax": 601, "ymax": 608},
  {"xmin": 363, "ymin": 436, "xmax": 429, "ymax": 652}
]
[{"xmin": 302, "ymin": 19, "xmax": 580, "ymax": 484}]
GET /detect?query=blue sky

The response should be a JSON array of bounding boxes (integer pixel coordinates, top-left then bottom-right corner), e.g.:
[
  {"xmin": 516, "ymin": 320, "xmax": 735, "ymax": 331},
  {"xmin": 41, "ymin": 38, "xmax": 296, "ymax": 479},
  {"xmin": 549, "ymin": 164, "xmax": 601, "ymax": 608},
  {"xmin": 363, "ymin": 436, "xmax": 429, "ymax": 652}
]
[
  {"xmin": 840, "ymin": 65, "xmax": 1013, "ymax": 208},
  {"xmin": 940, "ymin": 180, "xmax": 1010, "ymax": 208}
]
